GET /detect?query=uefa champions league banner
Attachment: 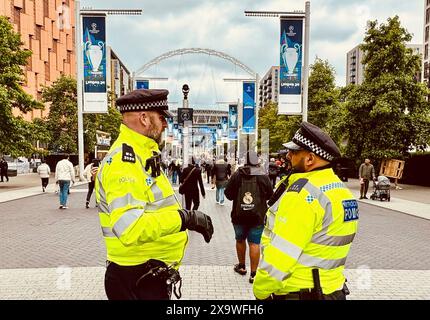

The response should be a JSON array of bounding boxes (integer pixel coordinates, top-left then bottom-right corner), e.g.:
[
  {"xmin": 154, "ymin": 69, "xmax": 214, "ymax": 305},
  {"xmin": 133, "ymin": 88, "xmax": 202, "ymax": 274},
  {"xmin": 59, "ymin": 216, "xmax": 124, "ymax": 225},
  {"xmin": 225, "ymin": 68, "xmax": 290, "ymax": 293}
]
[
  {"xmin": 242, "ymin": 82, "xmax": 256, "ymax": 134},
  {"xmin": 228, "ymin": 105, "xmax": 238, "ymax": 129},
  {"xmin": 279, "ymin": 18, "xmax": 304, "ymax": 115},
  {"xmin": 228, "ymin": 105, "xmax": 238, "ymax": 140},
  {"xmin": 136, "ymin": 80, "xmax": 149, "ymax": 89},
  {"xmin": 82, "ymin": 16, "xmax": 108, "ymax": 113}
]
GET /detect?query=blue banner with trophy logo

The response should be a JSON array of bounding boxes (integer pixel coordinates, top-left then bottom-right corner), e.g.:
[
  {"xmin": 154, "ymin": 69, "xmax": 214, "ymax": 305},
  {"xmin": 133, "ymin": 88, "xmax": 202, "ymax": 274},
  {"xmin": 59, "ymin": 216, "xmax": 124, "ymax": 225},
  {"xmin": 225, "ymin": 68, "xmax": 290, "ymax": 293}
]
[
  {"xmin": 279, "ymin": 18, "xmax": 304, "ymax": 115},
  {"xmin": 82, "ymin": 15, "xmax": 107, "ymax": 113},
  {"xmin": 228, "ymin": 104, "xmax": 238, "ymax": 129},
  {"xmin": 242, "ymin": 82, "xmax": 255, "ymax": 134},
  {"xmin": 136, "ymin": 80, "xmax": 149, "ymax": 89}
]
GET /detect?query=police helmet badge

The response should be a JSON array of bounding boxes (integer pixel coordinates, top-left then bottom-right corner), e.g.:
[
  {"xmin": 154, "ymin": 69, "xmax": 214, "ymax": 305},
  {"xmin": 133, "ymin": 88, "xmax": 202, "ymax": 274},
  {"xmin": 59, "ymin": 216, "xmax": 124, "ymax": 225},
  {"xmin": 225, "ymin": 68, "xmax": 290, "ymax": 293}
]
[{"xmin": 243, "ymin": 192, "xmax": 253, "ymax": 205}]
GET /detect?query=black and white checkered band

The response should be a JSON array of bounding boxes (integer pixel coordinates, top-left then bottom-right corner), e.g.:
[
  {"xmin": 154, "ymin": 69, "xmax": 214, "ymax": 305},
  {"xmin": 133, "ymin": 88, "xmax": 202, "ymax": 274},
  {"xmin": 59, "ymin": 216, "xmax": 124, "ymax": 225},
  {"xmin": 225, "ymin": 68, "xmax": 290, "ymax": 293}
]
[
  {"xmin": 293, "ymin": 132, "xmax": 334, "ymax": 161},
  {"xmin": 118, "ymin": 99, "xmax": 168, "ymax": 112}
]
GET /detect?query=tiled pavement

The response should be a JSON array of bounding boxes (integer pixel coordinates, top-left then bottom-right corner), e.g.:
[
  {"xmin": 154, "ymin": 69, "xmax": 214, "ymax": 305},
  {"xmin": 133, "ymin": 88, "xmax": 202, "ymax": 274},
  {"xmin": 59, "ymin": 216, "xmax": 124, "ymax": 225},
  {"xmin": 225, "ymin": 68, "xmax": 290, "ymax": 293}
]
[{"xmin": 0, "ymin": 177, "xmax": 429, "ymax": 299}]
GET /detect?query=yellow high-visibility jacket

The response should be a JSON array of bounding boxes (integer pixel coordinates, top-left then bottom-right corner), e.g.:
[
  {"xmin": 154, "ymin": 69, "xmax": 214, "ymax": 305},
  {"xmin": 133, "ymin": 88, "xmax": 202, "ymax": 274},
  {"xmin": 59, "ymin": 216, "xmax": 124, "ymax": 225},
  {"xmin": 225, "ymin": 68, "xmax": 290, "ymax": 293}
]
[
  {"xmin": 95, "ymin": 124, "xmax": 188, "ymax": 266},
  {"xmin": 253, "ymin": 168, "xmax": 359, "ymax": 299}
]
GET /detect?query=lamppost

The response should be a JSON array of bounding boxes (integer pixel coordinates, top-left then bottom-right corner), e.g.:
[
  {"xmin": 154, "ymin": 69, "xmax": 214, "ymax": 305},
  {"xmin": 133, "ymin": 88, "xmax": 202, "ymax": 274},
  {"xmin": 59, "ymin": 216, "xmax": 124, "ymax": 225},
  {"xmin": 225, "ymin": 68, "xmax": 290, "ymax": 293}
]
[
  {"xmin": 181, "ymin": 84, "xmax": 191, "ymax": 167},
  {"xmin": 74, "ymin": 1, "xmax": 142, "ymax": 180},
  {"xmin": 245, "ymin": 1, "xmax": 310, "ymax": 122}
]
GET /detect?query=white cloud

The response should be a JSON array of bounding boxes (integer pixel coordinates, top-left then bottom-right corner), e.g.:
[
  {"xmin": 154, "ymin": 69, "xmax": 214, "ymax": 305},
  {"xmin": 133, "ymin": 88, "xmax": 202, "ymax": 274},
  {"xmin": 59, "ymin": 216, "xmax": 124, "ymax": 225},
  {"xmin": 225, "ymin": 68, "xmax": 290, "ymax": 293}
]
[{"xmin": 80, "ymin": 0, "xmax": 424, "ymax": 105}]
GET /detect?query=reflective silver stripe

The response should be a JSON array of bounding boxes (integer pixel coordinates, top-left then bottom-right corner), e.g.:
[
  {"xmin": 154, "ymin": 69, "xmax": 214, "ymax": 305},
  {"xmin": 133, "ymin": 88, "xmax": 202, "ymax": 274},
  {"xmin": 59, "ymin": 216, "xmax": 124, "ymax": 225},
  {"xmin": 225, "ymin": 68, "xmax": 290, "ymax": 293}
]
[
  {"xmin": 267, "ymin": 212, "xmax": 276, "ymax": 230},
  {"xmin": 311, "ymin": 233, "xmax": 356, "ymax": 246},
  {"xmin": 97, "ymin": 147, "xmax": 123, "ymax": 214},
  {"xmin": 150, "ymin": 182, "xmax": 164, "ymax": 201},
  {"xmin": 304, "ymin": 183, "xmax": 333, "ymax": 231},
  {"xmin": 297, "ymin": 253, "xmax": 347, "ymax": 269},
  {"xmin": 259, "ymin": 258, "xmax": 291, "ymax": 282},
  {"xmin": 271, "ymin": 235, "xmax": 302, "ymax": 260},
  {"xmin": 146, "ymin": 195, "xmax": 177, "ymax": 211},
  {"xmin": 112, "ymin": 209, "xmax": 143, "ymax": 238},
  {"xmin": 108, "ymin": 193, "xmax": 146, "ymax": 213},
  {"xmin": 263, "ymin": 228, "xmax": 272, "ymax": 239},
  {"xmin": 102, "ymin": 227, "xmax": 116, "ymax": 238}
]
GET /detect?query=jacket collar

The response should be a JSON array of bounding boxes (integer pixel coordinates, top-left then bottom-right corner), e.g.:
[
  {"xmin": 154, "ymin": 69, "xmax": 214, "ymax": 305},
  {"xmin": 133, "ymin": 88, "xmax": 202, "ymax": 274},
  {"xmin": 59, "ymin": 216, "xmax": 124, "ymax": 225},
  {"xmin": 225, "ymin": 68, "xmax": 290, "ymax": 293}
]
[{"xmin": 119, "ymin": 124, "xmax": 160, "ymax": 154}]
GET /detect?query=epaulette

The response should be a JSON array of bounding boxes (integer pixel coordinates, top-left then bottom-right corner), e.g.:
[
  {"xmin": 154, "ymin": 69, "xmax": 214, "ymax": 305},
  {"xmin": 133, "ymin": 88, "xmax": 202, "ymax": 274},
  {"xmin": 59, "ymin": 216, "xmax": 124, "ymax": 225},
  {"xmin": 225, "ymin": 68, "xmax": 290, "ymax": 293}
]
[
  {"xmin": 122, "ymin": 144, "xmax": 136, "ymax": 163},
  {"xmin": 287, "ymin": 178, "xmax": 309, "ymax": 193}
]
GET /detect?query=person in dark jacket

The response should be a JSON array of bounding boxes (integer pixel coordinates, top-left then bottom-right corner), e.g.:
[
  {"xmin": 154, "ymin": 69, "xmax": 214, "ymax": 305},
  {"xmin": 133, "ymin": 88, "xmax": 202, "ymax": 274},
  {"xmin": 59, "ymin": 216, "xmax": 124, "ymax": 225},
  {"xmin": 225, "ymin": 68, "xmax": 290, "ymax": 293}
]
[
  {"xmin": 180, "ymin": 157, "xmax": 206, "ymax": 210},
  {"xmin": 225, "ymin": 151, "xmax": 273, "ymax": 284},
  {"xmin": 0, "ymin": 158, "xmax": 9, "ymax": 182},
  {"xmin": 211, "ymin": 156, "xmax": 231, "ymax": 205}
]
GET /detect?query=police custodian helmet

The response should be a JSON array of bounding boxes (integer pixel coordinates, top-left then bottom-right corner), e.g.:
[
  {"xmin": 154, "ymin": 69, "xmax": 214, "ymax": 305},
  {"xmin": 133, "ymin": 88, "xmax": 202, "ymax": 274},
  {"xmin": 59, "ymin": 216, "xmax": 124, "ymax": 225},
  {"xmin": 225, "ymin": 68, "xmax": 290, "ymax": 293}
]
[
  {"xmin": 283, "ymin": 122, "xmax": 341, "ymax": 162},
  {"xmin": 116, "ymin": 89, "xmax": 174, "ymax": 118}
]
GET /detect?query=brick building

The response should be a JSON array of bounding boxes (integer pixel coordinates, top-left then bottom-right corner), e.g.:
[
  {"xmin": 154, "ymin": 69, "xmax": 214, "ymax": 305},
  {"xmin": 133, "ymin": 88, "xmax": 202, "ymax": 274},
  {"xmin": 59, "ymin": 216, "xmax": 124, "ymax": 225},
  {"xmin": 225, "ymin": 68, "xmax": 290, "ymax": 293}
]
[{"xmin": 0, "ymin": 0, "xmax": 76, "ymax": 121}]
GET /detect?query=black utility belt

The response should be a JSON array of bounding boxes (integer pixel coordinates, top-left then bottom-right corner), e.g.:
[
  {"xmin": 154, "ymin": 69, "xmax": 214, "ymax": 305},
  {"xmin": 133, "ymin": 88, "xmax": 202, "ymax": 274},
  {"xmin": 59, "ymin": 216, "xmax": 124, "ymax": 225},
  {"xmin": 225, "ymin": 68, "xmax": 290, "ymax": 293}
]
[{"xmin": 273, "ymin": 288, "xmax": 345, "ymax": 300}]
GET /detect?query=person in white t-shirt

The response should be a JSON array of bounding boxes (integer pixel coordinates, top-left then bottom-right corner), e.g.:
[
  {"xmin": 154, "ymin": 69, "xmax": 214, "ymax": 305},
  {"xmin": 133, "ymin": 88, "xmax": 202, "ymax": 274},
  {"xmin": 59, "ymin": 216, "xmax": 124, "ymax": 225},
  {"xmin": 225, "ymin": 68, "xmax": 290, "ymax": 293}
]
[
  {"xmin": 36, "ymin": 160, "xmax": 51, "ymax": 192},
  {"xmin": 55, "ymin": 155, "xmax": 75, "ymax": 209}
]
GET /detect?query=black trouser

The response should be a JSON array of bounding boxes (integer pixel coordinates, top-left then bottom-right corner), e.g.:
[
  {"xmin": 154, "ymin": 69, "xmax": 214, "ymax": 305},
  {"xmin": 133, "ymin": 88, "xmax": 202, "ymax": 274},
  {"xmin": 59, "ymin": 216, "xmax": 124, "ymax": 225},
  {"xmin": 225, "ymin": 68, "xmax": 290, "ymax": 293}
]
[
  {"xmin": 360, "ymin": 179, "xmax": 370, "ymax": 197},
  {"xmin": 1, "ymin": 170, "xmax": 8, "ymax": 182},
  {"xmin": 86, "ymin": 181, "xmax": 95, "ymax": 203},
  {"xmin": 105, "ymin": 261, "xmax": 172, "ymax": 300},
  {"xmin": 41, "ymin": 178, "xmax": 49, "ymax": 188},
  {"xmin": 185, "ymin": 192, "xmax": 200, "ymax": 210}
]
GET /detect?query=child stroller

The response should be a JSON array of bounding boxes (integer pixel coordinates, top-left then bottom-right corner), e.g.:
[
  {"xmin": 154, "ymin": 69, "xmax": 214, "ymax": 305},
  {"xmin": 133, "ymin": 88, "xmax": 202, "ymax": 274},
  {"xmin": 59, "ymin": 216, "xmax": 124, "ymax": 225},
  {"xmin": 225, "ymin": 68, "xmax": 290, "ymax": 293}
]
[{"xmin": 370, "ymin": 176, "xmax": 391, "ymax": 202}]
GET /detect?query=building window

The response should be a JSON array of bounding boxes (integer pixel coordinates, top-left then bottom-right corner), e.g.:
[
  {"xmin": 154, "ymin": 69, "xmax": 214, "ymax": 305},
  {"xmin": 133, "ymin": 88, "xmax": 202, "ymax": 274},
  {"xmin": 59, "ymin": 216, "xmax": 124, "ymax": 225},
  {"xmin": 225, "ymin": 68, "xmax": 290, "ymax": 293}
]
[
  {"xmin": 426, "ymin": 27, "xmax": 429, "ymax": 43},
  {"xmin": 425, "ymin": 44, "xmax": 429, "ymax": 60},
  {"xmin": 427, "ymin": 8, "xmax": 430, "ymax": 24}
]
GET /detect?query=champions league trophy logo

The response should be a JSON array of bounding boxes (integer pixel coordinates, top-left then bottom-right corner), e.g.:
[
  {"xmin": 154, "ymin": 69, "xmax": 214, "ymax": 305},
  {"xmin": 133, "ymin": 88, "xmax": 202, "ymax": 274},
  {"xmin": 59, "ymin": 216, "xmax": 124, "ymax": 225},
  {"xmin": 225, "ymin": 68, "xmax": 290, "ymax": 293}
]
[
  {"xmin": 85, "ymin": 23, "xmax": 104, "ymax": 74},
  {"xmin": 230, "ymin": 113, "xmax": 237, "ymax": 127},
  {"xmin": 281, "ymin": 42, "xmax": 301, "ymax": 76},
  {"xmin": 281, "ymin": 25, "xmax": 301, "ymax": 77}
]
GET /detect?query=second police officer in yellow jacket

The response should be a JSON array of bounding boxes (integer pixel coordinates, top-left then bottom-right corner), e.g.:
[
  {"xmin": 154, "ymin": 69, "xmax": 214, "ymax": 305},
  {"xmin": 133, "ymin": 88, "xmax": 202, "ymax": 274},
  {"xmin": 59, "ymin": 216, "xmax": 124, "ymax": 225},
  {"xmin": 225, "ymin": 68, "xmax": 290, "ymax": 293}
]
[
  {"xmin": 95, "ymin": 89, "xmax": 213, "ymax": 300},
  {"xmin": 253, "ymin": 122, "xmax": 359, "ymax": 300}
]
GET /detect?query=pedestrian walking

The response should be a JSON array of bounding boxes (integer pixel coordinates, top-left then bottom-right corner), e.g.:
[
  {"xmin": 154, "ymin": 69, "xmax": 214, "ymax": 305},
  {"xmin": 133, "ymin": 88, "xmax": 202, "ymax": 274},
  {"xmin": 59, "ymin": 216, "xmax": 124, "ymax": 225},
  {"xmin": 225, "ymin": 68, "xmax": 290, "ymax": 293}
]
[
  {"xmin": 211, "ymin": 156, "xmax": 231, "ymax": 205},
  {"xmin": 358, "ymin": 158, "xmax": 376, "ymax": 199},
  {"xmin": 0, "ymin": 157, "xmax": 9, "ymax": 182},
  {"xmin": 169, "ymin": 159, "xmax": 181, "ymax": 184},
  {"xmin": 36, "ymin": 159, "xmax": 50, "ymax": 192},
  {"xmin": 54, "ymin": 155, "xmax": 75, "ymax": 209},
  {"xmin": 179, "ymin": 157, "xmax": 205, "ymax": 210},
  {"xmin": 83, "ymin": 159, "xmax": 100, "ymax": 208},
  {"xmin": 253, "ymin": 122, "xmax": 358, "ymax": 300},
  {"xmin": 95, "ymin": 88, "xmax": 213, "ymax": 300},
  {"xmin": 225, "ymin": 151, "xmax": 273, "ymax": 284}
]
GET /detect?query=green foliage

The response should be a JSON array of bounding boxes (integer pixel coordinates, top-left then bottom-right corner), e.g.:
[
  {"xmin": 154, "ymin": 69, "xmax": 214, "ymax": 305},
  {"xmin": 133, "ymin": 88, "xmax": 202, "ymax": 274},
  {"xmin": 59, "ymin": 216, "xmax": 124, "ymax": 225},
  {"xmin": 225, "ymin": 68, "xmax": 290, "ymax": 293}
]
[
  {"xmin": 41, "ymin": 75, "xmax": 78, "ymax": 153},
  {"xmin": 0, "ymin": 16, "xmax": 44, "ymax": 157},
  {"xmin": 258, "ymin": 101, "xmax": 301, "ymax": 153},
  {"xmin": 339, "ymin": 16, "xmax": 430, "ymax": 162},
  {"xmin": 41, "ymin": 77, "xmax": 122, "ymax": 154},
  {"xmin": 308, "ymin": 58, "xmax": 340, "ymax": 130}
]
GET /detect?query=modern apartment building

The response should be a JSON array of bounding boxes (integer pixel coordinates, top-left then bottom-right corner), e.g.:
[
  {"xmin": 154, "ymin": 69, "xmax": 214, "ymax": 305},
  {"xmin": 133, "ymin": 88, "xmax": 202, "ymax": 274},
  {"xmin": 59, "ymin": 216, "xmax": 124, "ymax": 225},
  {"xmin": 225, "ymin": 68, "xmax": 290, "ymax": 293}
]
[
  {"xmin": 108, "ymin": 47, "xmax": 132, "ymax": 107},
  {"xmin": 346, "ymin": 44, "xmax": 424, "ymax": 85},
  {"xmin": 0, "ymin": 0, "xmax": 77, "ymax": 121},
  {"xmin": 258, "ymin": 66, "xmax": 279, "ymax": 108},
  {"xmin": 424, "ymin": 0, "xmax": 430, "ymax": 86}
]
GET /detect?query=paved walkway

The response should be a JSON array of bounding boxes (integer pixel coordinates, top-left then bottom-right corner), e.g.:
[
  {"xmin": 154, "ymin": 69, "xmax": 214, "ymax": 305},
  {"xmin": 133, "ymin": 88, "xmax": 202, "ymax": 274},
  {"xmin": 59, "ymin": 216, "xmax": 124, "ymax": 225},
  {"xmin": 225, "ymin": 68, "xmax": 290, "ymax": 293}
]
[{"xmin": 0, "ymin": 173, "xmax": 429, "ymax": 300}]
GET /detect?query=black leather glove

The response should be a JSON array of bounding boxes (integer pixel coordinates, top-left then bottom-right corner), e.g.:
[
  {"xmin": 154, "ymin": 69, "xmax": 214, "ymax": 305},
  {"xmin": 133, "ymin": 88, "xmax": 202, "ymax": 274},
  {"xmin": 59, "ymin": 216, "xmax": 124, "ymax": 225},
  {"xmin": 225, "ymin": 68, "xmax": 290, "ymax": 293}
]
[{"xmin": 178, "ymin": 209, "xmax": 214, "ymax": 243}]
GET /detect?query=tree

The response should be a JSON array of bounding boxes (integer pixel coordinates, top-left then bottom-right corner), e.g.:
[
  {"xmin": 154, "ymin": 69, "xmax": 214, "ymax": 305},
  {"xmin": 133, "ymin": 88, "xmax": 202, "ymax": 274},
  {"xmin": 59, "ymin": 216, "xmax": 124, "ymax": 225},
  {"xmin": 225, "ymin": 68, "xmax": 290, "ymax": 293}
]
[
  {"xmin": 258, "ymin": 101, "xmax": 301, "ymax": 153},
  {"xmin": 0, "ymin": 16, "xmax": 44, "ymax": 157},
  {"xmin": 308, "ymin": 58, "xmax": 340, "ymax": 132},
  {"xmin": 338, "ymin": 16, "xmax": 430, "ymax": 163},
  {"xmin": 42, "ymin": 75, "xmax": 78, "ymax": 153},
  {"xmin": 41, "ymin": 76, "xmax": 122, "ymax": 155}
]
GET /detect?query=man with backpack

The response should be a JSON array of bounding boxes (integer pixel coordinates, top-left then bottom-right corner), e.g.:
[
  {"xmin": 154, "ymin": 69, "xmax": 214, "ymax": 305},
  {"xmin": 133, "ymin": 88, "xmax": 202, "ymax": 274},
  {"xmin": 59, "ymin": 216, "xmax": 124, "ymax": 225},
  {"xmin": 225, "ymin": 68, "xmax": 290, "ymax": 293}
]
[{"xmin": 225, "ymin": 151, "xmax": 273, "ymax": 284}]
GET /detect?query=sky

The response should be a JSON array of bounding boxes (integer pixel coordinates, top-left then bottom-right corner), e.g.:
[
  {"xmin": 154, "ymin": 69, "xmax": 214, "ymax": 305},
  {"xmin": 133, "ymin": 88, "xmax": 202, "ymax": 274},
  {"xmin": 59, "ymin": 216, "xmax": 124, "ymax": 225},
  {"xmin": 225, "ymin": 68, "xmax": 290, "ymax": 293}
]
[{"xmin": 79, "ymin": 0, "xmax": 424, "ymax": 108}]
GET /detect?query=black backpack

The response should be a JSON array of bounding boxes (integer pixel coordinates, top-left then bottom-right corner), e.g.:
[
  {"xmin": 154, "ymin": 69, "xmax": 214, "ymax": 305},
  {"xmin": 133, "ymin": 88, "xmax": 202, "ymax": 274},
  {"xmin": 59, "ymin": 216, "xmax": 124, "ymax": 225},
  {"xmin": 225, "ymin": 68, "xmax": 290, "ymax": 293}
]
[{"xmin": 234, "ymin": 175, "xmax": 266, "ymax": 226}]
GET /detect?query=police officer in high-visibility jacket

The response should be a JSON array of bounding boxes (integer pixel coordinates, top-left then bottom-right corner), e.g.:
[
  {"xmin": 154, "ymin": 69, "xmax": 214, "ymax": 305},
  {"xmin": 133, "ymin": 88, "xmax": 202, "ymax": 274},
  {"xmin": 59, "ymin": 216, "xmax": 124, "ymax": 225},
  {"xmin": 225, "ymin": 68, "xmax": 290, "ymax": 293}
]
[
  {"xmin": 253, "ymin": 122, "xmax": 358, "ymax": 300},
  {"xmin": 95, "ymin": 89, "xmax": 214, "ymax": 300}
]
